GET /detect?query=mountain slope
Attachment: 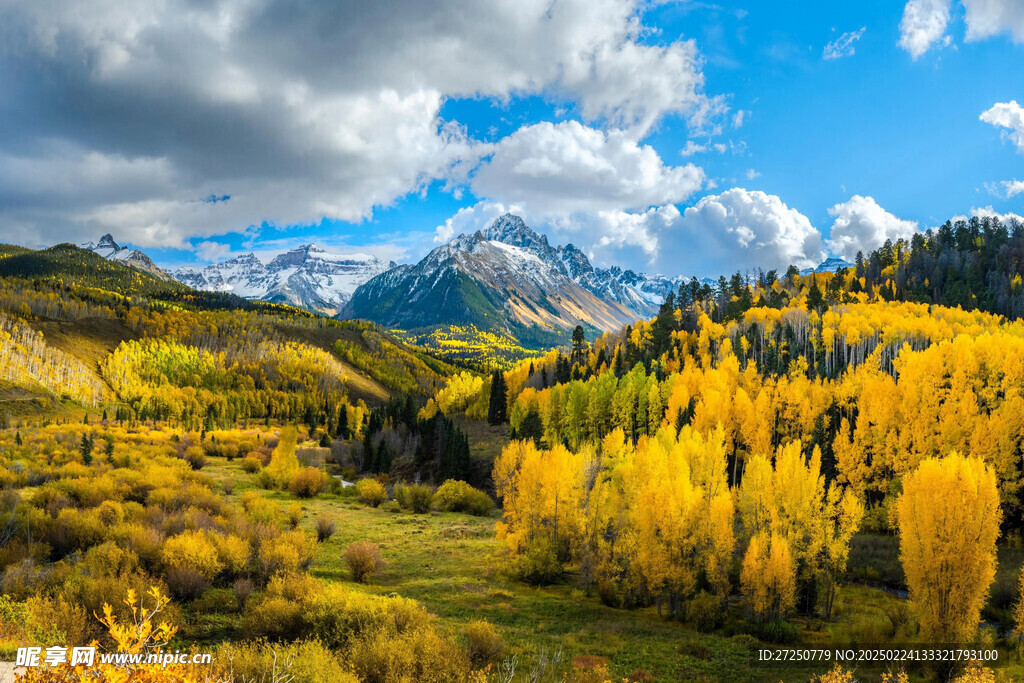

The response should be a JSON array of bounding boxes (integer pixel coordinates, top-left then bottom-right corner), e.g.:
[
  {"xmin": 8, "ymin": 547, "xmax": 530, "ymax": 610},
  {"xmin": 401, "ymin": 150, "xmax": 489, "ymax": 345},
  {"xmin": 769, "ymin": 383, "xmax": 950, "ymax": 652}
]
[
  {"xmin": 343, "ymin": 214, "xmax": 673, "ymax": 347},
  {"xmin": 0, "ymin": 243, "xmax": 187, "ymax": 297},
  {"xmin": 172, "ymin": 244, "xmax": 392, "ymax": 315},
  {"xmin": 81, "ymin": 234, "xmax": 172, "ymax": 280}
]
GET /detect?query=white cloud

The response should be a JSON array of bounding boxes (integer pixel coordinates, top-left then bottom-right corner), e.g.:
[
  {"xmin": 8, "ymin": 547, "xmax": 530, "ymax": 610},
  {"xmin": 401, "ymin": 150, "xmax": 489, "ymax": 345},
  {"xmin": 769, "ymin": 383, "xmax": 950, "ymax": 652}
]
[
  {"xmin": 824, "ymin": 27, "xmax": 866, "ymax": 60},
  {"xmin": 827, "ymin": 195, "xmax": 919, "ymax": 260},
  {"xmin": 0, "ymin": 0, "xmax": 723, "ymax": 249},
  {"xmin": 1002, "ymin": 180, "xmax": 1024, "ymax": 197},
  {"xmin": 899, "ymin": 0, "xmax": 1024, "ymax": 58},
  {"xmin": 963, "ymin": 0, "xmax": 1024, "ymax": 43},
  {"xmin": 899, "ymin": 0, "xmax": 952, "ymax": 59},
  {"xmin": 969, "ymin": 205, "xmax": 1024, "ymax": 224},
  {"xmin": 745, "ymin": 169, "xmax": 761, "ymax": 180},
  {"xmin": 732, "ymin": 109, "xmax": 748, "ymax": 128},
  {"xmin": 680, "ymin": 140, "xmax": 728, "ymax": 157},
  {"xmin": 434, "ymin": 201, "xmax": 523, "ymax": 244},
  {"xmin": 667, "ymin": 188, "xmax": 824, "ymax": 274},
  {"xmin": 195, "ymin": 241, "xmax": 232, "ymax": 262},
  {"xmin": 981, "ymin": 100, "xmax": 1024, "ymax": 152},
  {"xmin": 471, "ymin": 121, "xmax": 704, "ymax": 216}
]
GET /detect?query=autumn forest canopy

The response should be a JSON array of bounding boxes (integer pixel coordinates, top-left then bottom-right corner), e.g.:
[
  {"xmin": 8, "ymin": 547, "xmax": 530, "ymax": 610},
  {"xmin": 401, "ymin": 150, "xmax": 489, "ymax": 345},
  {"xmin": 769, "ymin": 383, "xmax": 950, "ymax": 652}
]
[{"xmin": 4, "ymin": 215, "xmax": 1024, "ymax": 681}]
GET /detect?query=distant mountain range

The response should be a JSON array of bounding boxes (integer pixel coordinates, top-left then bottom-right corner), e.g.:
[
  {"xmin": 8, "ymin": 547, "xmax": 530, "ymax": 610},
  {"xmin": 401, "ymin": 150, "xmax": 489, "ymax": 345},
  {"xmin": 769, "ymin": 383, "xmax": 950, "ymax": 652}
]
[
  {"xmin": 343, "ymin": 214, "xmax": 684, "ymax": 343},
  {"xmin": 171, "ymin": 244, "xmax": 393, "ymax": 316},
  {"xmin": 77, "ymin": 219, "xmax": 853, "ymax": 342}
]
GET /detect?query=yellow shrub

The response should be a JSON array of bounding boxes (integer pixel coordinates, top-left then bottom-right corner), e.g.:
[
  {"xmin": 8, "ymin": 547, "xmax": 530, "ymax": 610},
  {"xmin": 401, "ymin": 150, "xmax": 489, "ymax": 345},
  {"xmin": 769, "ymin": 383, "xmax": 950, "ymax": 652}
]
[
  {"xmin": 433, "ymin": 479, "xmax": 493, "ymax": 516},
  {"xmin": 464, "ymin": 619, "xmax": 505, "ymax": 668},
  {"xmin": 289, "ymin": 467, "xmax": 329, "ymax": 498},
  {"xmin": 257, "ymin": 530, "xmax": 316, "ymax": 577},
  {"xmin": 357, "ymin": 478, "xmax": 387, "ymax": 507},
  {"xmin": 161, "ymin": 530, "xmax": 222, "ymax": 579},
  {"xmin": 344, "ymin": 540, "xmax": 383, "ymax": 583},
  {"xmin": 212, "ymin": 533, "xmax": 250, "ymax": 577},
  {"xmin": 217, "ymin": 639, "xmax": 358, "ymax": 683},
  {"xmin": 347, "ymin": 626, "xmax": 472, "ymax": 683}
]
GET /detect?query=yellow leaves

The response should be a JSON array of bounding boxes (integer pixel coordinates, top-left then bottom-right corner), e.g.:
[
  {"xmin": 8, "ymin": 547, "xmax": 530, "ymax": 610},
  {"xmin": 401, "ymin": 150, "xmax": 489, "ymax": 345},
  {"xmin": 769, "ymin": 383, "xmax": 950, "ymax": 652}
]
[
  {"xmin": 896, "ymin": 452, "xmax": 1001, "ymax": 642},
  {"xmin": 435, "ymin": 371, "xmax": 485, "ymax": 415},
  {"xmin": 161, "ymin": 531, "xmax": 222, "ymax": 580},
  {"xmin": 740, "ymin": 532, "xmax": 796, "ymax": 622}
]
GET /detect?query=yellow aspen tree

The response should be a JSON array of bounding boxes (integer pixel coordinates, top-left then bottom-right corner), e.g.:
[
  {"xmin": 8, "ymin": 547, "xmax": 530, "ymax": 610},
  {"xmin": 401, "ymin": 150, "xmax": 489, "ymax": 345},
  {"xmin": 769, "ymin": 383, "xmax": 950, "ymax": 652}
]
[
  {"xmin": 819, "ymin": 484, "xmax": 864, "ymax": 618},
  {"xmin": 740, "ymin": 531, "xmax": 796, "ymax": 622},
  {"xmin": 896, "ymin": 452, "xmax": 1001, "ymax": 642}
]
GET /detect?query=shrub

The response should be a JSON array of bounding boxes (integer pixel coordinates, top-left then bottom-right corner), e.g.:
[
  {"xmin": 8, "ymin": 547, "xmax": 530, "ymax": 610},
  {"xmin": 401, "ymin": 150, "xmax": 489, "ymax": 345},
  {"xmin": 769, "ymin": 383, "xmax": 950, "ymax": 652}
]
[
  {"xmin": 81, "ymin": 542, "xmax": 141, "ymax": 578},
  {"xmin": 357, "ymin": 479, "xmax": 387, "ymax": 507},
  {"xmin": 233, "ymin": 578, "xmax": 254, "ymax": 612},
  {"xmin": 348, "ymin": 626, "xmax": 471, "ymax": 683},
  {"xmin": 344, "ymin": 540, "xmax": 383, "ymax": 583},
  {"xmin": 510, "ymin": 540, "xmax": 562, "ymax": 585},
  {"xmin": 24, "ymin": 595, "xmax": 88, "ymax": 647},
  {"xmin": 165, "ymin": 566, "xmax": 212, "ymax": 602},
  {"xmin": 212, "ymin": 533, "xmax": 250, "ymax": 577},
  {"xmin": 217, "ymin": 639, "xmax": 358, "ymax": 683},
  {"xmin": 315, "ymin": 514, "xmax": 337, "ymax": 543},
  {"xmin": 464, "ymin": 620, "xmax": 505, "ymax": 668},
  {"xmin": 257, "ymin": 531, "xmax": 317, "ymax": 578},
  {"xmin": 241, "ymin": 455, "xmax": 263, "ymax": 473},
  {"xmin": 242, "ymin": 596, "xmax": 303, "ymax": 641},
  {"xmin": 433, "ymin": 479, "xmax": 493, "ymax": 516},
  {"xmin": 161, "ymin": 530, "xmax": 223, "ymax": 579},
  {"xmin": 222, "ymin": 478, "xmax": 234, "ymax": 495},
  {"xmin": 289, "ymin": 467, "xmax": 329, "ymax": 498},
  {"xmin": 395, "ymin": 483, "xmax": 434, "ymax": 513},
  {"xmin": 182, "ymin": 446, "xmax": 206, "ymax": 470},
  {"xmin": 687, "ymin": 591, "xmax": 724, "ymax": 633},
  {"xmin": 96, "ymin": 500, "xmax": 124, "ymax": 526},
  {"xmin": 752, "ymin": 619, "xmax": 800, "ymax": 644},
  {"xmin": 287, "ymin": 502, "xmax": 304, "ymax": 529}
]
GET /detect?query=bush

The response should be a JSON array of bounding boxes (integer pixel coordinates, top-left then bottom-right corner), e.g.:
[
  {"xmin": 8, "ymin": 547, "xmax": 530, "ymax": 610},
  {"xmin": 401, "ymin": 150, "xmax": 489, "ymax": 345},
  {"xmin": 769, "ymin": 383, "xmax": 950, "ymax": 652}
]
[
  {"xmin": 212, "ymin": 533, "xmax": 250, "ymax": 577},
  {"xmin": 348, "ymin": 626, "xmax": 471, "ymax": 683},
  {"xmin": 241, "ymin": 455, "xmax": 263, "ymax": 473},
  {"xmin": 182, "ymin": 446, "xmax": 207, "ymax": 470},
  {"xmin": 686, "ymin": 591, "xmax": 724, "ymax": 633},
  {"xmin": 356, "ymin": 479, "xmax": 387, "ymax": 507},
  {"xmin": 217, "ymin": 639, "xmax": 358, "ymax": 683},
  {"xmin": 510, "ymin": 541, "xmax": 562, "ymax": 585},
  {"xmin": 242, "ymin": 596, "xmax": 304, "ymax": 641},
  {"xmin": 161, "ymin": 530, "xmax": 223, "ymax": 579},
  {"xmin": 315, "ymin": 514, "xmax": 337, "ymax": 543},
  {"xmin": 395, "ymin": 483, "xmax": 434, "ymax": 513},
  {"xmin": 287, "ymin": 502, "xmax": 304, "ymax": 529},
  {"xmin": 165, "ymin": 566, "xmax": 212, "ymax": 602},
  {"xmin": 752, "ymin": 619, "xmax": 801, "ymax": 644},
  {"xmin": 257, "ymin": 530, "xmax": 317, "ymax": 578},
  {"xmin": 464, "ymin": 620, "xmax": 505, "ymax": 668},
  {"xmin": 233, "ymin": 577, "xmax": 253, "ymax": 612},
  {"xmin": 24, "ymin": 595, "xmax": 88, "ymax": 647},
  {"xmin": 289, "ymin": 467, "xmax": 329, "ymax": 498},
  {"xmin": 433, "ymin": 479, "xmax": 493, "ymax": 516},
  {"xmin": 344, "ymin": 540, "xmax": 383, "ymax": 583}
]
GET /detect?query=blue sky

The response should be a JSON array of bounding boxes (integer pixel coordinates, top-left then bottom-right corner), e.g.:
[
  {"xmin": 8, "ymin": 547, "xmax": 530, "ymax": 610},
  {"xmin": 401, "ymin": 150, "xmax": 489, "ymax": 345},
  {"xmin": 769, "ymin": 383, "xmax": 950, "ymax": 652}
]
[{"xmin": 1, "ymin": 0, "xmax": 1022, "ymax": 277}]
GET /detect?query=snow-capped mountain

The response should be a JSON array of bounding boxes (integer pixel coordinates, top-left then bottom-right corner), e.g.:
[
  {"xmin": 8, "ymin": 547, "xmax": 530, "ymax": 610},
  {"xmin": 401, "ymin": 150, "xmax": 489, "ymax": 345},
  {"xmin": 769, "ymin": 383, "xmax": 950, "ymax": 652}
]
[
  {"xmin": 343, "ymin": 214, "xmax": 682, "ymax": 341},
  {"xmin": 800, "ymin": 256, "xmax": 855, "ymax": 276},
  {"xmin": 172, "ymin": 244, "xmax": 393, "ymax": 315},
  {"xmin": 80, "ymin": 234, "xmax": 172, "ymax": 280}
]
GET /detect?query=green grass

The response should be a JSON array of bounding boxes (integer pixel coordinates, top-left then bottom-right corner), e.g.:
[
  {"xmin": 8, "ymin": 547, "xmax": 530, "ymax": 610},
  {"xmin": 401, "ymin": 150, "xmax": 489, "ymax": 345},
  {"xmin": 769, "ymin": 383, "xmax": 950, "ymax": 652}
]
[{"xmin": 201, "ymin": 455, "xmax": 1024, "ymax": 682}]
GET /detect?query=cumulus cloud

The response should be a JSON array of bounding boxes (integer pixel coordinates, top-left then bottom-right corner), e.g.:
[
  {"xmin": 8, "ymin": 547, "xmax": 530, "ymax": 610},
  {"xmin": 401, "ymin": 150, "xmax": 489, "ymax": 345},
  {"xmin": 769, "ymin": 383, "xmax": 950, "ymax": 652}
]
[
  {"xmin": 1002, "ymin": 180, "xmax": 1024, "ymax": 197},
  {"xmin": 666, "ymin": 189, "xmax": 824, "ymax": 274},
  {"xmin": 981, "ymin": 101, "xmax": 1024, "ymax": 152},
  {"xmin": 0, "ymin": 0, "xmax": 721, "ymax": 248},
  {"xmin": 899, "ymin": 0, "xmax": 952, "ymax": 59},
  {"xmin": 827, "ymin": 195, "xmax": 919, "ymax": 261},
  {"xmin": 899, "ymin": 0, "xmax": 1024, "ymax": 58},
  {"xmin": 824, "ymin": 27, "xmax": 867, "ymax": 60},
  {"xmin": 195, "ymin": 241, "xmax": 232, "ymax": 262},
  {"xmin": 963, "ymin": 0, "xmax": 1024, "ymax": 43},
  {"xmin": 969, "ymin": 205, "xmax": 1024, "ymax": 224},
  {"xmin": 471, "ymin": 121, "xmax": 705, "ymax": 216}
]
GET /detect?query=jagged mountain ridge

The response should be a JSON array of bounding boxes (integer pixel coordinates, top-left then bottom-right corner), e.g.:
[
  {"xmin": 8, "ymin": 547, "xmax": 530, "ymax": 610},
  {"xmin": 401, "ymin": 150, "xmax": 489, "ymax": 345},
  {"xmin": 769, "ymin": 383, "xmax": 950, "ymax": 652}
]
[
  {"xmin": 80, "ymin": 234, "xmax": 172, "ymax": 281},
  {"xmin": 171, "ymin": 244, "xmax": 393, "ymax": 315},
  {"xmin": 342, "ymin": 214, "xmax": 685, "ymax": 345}
]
